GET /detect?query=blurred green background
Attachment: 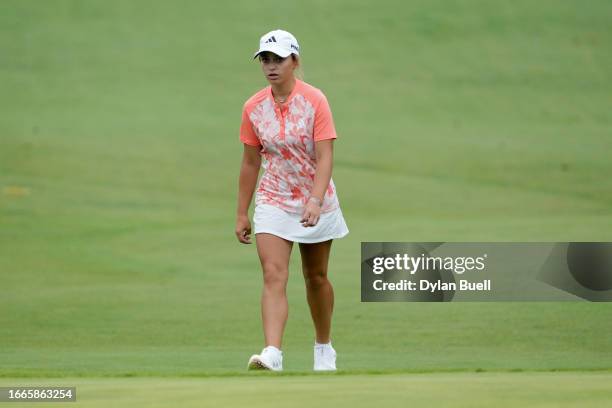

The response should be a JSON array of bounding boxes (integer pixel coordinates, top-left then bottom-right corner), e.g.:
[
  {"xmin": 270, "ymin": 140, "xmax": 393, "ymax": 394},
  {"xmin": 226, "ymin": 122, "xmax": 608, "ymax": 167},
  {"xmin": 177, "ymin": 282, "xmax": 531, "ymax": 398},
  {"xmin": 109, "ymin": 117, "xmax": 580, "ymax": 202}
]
[{"xmin": 1, "ymin": 0, "xmax": 611, "ymax": 381}]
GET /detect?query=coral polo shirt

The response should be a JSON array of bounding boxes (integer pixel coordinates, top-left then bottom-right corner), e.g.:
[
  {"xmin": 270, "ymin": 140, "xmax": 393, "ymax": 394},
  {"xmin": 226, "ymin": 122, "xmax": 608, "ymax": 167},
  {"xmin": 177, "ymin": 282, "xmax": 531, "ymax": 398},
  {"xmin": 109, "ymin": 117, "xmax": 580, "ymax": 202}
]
[{"xmin": 239, "ymin": 79, "xmax": 340, "ymax": 214}]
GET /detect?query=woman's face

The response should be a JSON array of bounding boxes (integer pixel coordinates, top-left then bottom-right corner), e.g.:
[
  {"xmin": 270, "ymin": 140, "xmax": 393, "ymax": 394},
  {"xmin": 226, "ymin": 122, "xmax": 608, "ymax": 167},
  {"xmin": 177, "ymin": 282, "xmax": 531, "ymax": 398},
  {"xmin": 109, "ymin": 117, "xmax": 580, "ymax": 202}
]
[{"xmin": 258, "ymin": 51, "xmax": 297, "ymax": 84}]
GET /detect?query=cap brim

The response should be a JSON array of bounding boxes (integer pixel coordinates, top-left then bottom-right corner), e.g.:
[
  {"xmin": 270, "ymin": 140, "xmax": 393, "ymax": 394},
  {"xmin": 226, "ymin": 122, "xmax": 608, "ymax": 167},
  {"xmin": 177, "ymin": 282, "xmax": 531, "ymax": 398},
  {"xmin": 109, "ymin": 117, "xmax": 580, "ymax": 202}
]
[{"xmin": 253, "ymin": 44, "xmax": 293, "ymax": 59}]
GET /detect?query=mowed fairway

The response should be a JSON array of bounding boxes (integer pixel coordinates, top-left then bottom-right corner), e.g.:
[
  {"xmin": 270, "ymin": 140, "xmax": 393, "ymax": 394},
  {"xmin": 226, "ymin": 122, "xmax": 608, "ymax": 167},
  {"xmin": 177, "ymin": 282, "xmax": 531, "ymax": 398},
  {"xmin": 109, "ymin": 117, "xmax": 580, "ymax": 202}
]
[
  {"xmin": 1, "ymin": 372, "xmax": 612, "ymax": 407},
  {"xmin": 1, "ymin": 0, "xmax": 611, "ymax": 406}
]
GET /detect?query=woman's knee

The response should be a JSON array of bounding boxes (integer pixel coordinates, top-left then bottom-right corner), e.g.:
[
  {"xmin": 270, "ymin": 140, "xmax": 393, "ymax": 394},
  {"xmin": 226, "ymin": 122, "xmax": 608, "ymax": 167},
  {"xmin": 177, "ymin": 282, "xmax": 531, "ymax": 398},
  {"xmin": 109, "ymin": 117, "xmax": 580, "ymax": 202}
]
[
  {"xmin": 303, "ymin": 267, "xmax": 328, "ymax": 289},
  {"xmin": 262, "ymin": 261, "xmax": 289, "ymax": 288}
]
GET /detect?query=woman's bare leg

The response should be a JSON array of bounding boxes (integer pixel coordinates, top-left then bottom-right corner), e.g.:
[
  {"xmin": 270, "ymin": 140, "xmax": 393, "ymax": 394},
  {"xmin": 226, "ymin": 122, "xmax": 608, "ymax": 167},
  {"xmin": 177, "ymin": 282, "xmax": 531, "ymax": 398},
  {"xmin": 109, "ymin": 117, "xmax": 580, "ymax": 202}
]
[
  {"xmin": 299, "ymin": 239, "xmax": 334, "ymax": 343},
  {"xmin": 255, "ymin": 233, "xmax": 293, "ymax": 349}
]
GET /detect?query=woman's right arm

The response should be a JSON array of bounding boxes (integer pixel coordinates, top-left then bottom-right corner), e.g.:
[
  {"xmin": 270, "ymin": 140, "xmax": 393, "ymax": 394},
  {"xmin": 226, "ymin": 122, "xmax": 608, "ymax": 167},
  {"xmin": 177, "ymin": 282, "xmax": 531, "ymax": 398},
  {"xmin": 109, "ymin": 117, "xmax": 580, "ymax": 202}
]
[{"xmin": 235, "ymin": 144, "xmax": 262, "ymax": 244}]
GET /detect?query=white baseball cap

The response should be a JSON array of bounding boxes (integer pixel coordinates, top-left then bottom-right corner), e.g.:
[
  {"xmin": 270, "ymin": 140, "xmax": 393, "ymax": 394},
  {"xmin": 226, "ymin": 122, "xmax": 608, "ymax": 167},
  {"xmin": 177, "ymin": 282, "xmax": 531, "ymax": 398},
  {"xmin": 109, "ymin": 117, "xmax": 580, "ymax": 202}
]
[{"xmin": 253, "ymin": 29, "xmax": 300, "ymax": 59}]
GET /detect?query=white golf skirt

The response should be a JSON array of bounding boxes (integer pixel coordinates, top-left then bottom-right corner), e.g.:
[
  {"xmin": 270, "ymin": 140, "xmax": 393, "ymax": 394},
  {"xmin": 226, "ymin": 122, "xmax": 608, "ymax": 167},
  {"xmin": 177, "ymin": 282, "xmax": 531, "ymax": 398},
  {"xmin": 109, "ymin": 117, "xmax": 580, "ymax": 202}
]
[{"xmin": 253, "ymin": 203, "xmax": 349, "ymax": 243}]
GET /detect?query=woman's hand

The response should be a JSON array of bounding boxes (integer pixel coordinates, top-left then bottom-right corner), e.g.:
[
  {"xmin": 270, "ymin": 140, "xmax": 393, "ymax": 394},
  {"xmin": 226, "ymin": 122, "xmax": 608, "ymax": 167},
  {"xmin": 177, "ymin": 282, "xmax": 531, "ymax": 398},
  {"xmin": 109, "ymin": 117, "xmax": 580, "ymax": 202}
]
[
  {"xmin": 235, "ymin": 214, "xmax": 253, "ymax": 244},
  {"xmin": 300, "ymin": 197, "xmax": 322, "ymax": 227}
]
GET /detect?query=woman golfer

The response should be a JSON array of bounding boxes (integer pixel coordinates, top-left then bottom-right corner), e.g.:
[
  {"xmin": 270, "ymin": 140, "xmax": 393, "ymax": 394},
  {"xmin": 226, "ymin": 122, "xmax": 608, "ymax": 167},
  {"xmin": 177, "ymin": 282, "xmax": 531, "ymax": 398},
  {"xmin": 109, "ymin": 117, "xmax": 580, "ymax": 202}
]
[{"xmin": 236, "ymin": 29, "xmax": 349, "ymax": 371}]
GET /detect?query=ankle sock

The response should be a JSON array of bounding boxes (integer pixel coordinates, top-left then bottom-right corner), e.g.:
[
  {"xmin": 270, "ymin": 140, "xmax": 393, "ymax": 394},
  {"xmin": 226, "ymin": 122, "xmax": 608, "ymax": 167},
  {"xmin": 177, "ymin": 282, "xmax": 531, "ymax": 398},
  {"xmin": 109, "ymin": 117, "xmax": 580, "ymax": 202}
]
[{"xmin": 264, "ymin": 345, "xmax": 282, "ymax": 354}]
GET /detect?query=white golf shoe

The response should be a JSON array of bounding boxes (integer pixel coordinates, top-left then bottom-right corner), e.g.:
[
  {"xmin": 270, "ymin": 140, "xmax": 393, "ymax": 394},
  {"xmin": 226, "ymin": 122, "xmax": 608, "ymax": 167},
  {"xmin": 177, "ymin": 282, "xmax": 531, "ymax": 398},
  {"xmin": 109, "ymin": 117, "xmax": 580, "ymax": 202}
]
[
  {"xmin": 247, "ymin": 345, "xmax": 283, "ymax": 371},
  {"xmin": 314, "ymin": 343, "xmax": 337, "ymax": 371}
]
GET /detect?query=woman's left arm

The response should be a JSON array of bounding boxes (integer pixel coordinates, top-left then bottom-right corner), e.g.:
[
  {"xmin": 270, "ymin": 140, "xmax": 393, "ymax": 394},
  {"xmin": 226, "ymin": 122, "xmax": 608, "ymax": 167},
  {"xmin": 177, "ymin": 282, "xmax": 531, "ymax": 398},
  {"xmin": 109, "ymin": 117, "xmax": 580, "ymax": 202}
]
[{"xmin": 301, "ymin": 139, "xmax": 334, "ymax": 227}]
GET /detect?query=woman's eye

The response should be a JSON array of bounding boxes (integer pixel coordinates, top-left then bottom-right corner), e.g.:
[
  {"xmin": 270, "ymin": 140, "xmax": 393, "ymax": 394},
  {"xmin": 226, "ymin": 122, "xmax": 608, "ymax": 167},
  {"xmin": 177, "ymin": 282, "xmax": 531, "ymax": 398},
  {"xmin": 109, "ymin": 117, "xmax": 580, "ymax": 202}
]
[{"xmin": 260, "ymin": 56, "xmax": 284, "ymax": 64}]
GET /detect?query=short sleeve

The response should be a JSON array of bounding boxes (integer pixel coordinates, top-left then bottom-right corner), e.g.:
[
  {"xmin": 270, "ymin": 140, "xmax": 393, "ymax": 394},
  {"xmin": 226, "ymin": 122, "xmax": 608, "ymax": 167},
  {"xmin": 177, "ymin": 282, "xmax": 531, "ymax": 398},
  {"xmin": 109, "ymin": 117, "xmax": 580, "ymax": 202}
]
[
  {"xmin": 313, "ymin": 94, "xmax": 338, "ymax": 142},
  {"xmin": 239, "ymin": 105, "xmax": 261, "ymax": 147}
]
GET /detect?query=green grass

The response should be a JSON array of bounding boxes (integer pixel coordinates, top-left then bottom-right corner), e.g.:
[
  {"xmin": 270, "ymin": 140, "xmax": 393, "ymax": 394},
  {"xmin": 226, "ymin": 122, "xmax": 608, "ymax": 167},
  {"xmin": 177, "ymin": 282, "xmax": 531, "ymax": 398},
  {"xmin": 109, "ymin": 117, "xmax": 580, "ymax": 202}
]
[
  {"xmin": 1, "ymin": 373, "xmax": 612, "ymax": 407},
  {"xmin": 1, "ymin": 0, "xmax": 612, "ymax": 405}
]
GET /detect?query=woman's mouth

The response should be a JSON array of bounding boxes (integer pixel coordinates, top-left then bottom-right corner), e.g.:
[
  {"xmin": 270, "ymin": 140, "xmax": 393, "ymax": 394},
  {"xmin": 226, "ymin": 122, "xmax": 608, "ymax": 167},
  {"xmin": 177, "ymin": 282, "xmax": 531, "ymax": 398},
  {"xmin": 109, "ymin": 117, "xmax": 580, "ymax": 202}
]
[{"xmin": 267, "ymin": 73, "xmax": 279, "ymax": 80}]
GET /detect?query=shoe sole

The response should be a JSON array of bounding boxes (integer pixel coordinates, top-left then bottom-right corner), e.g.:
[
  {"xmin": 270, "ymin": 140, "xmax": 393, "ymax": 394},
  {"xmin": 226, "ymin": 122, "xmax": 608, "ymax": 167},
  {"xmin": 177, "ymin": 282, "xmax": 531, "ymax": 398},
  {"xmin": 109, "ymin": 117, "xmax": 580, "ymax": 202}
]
[
  {"xmin": 314, "ymin": 366, "xmax": 337, "ymax": 371},
  {"xmin": 247, "ymin": 355, "xmax": 268, "ymax": 370},
  {"xmin": 248, "ymin": 355, "xmax": 282, "ymax": 371}
]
